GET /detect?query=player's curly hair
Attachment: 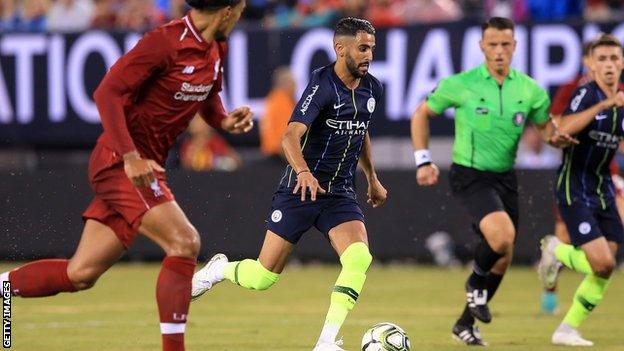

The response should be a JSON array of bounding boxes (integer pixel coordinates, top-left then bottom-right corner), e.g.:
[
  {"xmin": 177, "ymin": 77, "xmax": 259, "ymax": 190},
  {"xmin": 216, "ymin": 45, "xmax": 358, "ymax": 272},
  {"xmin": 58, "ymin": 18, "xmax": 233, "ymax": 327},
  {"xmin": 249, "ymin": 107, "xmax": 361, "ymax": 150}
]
[
  {"xmin": 334, "ymin": 17, "xmax": 375, "ymax": 38},
  {"xmin": 185, "ymin": 0, "xmax": 241, "ymax": 10}
]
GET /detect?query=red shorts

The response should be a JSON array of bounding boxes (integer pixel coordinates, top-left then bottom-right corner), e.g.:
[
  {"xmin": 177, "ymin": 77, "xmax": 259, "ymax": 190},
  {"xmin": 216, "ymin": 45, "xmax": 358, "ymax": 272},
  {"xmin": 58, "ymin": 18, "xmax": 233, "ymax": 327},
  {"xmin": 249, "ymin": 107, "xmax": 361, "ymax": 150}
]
[{"xmin": 82, "ymin": 143, "xmax": 174, "ymax": 248}]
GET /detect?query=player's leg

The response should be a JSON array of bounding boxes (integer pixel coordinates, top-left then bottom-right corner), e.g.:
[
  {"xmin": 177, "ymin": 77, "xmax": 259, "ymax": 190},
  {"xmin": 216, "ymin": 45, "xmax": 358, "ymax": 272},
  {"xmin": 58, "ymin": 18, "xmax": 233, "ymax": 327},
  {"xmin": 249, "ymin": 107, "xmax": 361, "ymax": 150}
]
[
  {"xmin": 538, "ymin": 213, "xmax": 568, "ymax": 315},
  {"xmin": 192, "ymin": 193, "xmax": 313, "ymax": 297},
  {"xmin": 464, "ymin": 210, "xmax": 515, "ymax": 322},
  {"xmin": 0, "ymin": 219, "xmax": 125, "ymax": 297},
  {"xmin": 551, "ymin": 238, "xmax": 616, "ymax": 346},
  {"xmin": 454, "ymin": 210, "xmax": 514, "ymax": 332},
  {"xmin": 191, "ymin": 230, "xmax": 292, "ymax": 299},
  {"xmin": 314, "ymin": 220, "xmax": 371, "ymax": 349},
  {"xmin": 138, "ymin": 201, "xmax": 201, "ymax": 351}
]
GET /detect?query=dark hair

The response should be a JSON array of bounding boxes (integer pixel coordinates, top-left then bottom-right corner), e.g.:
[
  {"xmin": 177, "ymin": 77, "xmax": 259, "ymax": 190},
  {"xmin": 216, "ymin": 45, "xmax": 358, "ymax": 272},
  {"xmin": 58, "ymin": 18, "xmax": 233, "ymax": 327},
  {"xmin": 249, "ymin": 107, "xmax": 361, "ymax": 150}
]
[
  {"xmin": 590, "ymin": 33, "xmax": 623, "ymax": 54},
  {"xmin": 334, "ymin": 17, "xmax": 375, "ymax": 38},
  {"xmin": 185, "ymin": 0, "xmax": 241, "ymax": 10},
  {"xmin": 582, "ymin": 41, "xmax": 593, "ymax": 57},
  {"xmin": 481, "ymin": 17, "xmax": 515, "ymax": 34}
]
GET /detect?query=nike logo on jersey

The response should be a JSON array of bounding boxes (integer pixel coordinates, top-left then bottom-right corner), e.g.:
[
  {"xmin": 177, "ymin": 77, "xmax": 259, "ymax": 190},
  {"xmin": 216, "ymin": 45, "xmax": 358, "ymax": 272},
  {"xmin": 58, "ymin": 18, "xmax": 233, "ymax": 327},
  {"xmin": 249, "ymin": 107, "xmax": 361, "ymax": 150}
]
[
  {"xmin": 333, "ymin": 102, "xmax": 346, "ymax": 109},
  {"xmin": 595, "ymin": 113, "xmax": 608, "ymax": 120},
  {"xmin": 182, "ymin": 66, "xmax": 195, "ymax": 75}
]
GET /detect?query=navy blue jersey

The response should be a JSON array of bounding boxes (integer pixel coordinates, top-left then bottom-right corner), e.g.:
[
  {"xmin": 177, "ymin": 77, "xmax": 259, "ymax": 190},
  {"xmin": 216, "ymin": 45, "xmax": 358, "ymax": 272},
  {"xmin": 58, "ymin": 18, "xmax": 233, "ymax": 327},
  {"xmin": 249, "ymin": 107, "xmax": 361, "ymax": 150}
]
[
  {"xmin": 556, "ymin": 81, "xmax": 624, "ymax": 209},
  {"xmin": 277, "ymin": 63, "xmax": 383, "ymax": 199}
]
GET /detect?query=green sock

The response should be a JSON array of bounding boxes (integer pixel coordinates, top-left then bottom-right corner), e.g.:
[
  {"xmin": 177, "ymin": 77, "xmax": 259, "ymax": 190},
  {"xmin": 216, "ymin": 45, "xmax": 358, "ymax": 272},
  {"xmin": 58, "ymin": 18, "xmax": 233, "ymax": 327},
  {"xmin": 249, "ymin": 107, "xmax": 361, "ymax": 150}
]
[
  {"xmin": 562, "ymin": 274, "xmax": 611, "ymax": 328},
  {"xmin": 318, "ymin": 242, "xmax": 372, "ymax": 344},
  {"xmin": 223, "ymin": 259, "xmax": 279, "ymax": 290},
  {"xmin": 555, "ymin": 243, "xmax": 592, "ymax": 274}
]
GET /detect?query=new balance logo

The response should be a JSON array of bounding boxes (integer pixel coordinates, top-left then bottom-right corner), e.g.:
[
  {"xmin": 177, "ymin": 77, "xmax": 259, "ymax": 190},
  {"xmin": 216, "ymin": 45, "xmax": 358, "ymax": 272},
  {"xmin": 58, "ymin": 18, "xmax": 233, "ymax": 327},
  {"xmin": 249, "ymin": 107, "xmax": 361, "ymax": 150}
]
[{"xmin": 182, "ymin": 66, "xmax": 195, "ymax": 75}]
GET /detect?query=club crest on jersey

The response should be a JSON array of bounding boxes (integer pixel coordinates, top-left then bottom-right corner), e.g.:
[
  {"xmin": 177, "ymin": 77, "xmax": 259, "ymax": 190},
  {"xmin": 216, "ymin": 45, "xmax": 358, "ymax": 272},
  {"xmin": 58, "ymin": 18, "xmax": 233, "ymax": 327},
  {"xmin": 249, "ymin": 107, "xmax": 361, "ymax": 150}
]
[
  {"xmin": 367, "ymin": 97, "xmax": 376, "ymax": 113},
  {"xmin": 512, "ymin": 112, "xmax": 525, "ymax": 126},
  {"xmin": 150, "ymin": 180, "xmax": 164, "ymax": 197}
]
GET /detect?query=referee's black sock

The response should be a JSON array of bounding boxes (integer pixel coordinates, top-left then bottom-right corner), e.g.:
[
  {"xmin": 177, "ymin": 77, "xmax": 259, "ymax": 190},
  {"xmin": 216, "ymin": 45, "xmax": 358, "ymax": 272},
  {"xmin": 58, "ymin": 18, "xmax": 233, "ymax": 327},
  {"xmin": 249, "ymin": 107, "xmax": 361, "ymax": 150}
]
[
  {"xmin": 474, "ymin": 239, "xmax": 504, "ymax": 278},
  {"xmin": 457, "ymin": 273, "xmax": 504, "ymax": 326}
]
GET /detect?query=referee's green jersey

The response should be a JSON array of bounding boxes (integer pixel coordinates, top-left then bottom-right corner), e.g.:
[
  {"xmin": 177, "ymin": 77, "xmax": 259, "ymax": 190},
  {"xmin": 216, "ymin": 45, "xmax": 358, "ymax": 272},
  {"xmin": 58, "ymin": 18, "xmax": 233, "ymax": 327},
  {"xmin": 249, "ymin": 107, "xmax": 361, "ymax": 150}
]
[{"xmin": 426, "ymin": 64, "xmax": 550, "ymax": 172}]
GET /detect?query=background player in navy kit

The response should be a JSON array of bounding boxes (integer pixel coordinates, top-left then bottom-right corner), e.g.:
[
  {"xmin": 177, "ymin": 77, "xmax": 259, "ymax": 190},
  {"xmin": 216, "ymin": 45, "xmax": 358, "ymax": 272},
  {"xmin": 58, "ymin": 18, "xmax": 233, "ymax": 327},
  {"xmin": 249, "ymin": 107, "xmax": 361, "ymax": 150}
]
[
  {"xmin": 540, "ymin": 34, "xmax": 624, "ymax": 346},
  {"xmin": 191, "ymin": 17, "xmax": 386, "ymax": 351}
]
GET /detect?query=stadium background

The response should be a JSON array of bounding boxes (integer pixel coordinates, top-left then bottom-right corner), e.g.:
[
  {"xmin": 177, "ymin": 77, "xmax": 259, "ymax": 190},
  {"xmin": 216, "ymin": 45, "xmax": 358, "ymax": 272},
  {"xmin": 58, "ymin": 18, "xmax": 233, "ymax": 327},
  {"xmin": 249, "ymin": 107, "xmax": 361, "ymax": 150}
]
[{"xmin": 2, "ymin": 0, "xmax": 624, "ymax": 266}]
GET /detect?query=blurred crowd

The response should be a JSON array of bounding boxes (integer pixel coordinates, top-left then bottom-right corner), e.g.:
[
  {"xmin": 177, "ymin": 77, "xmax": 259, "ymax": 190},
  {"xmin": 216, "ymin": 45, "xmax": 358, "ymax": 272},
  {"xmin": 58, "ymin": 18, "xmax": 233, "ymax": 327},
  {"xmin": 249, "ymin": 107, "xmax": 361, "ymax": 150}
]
[{"xmin": 2, "ymin": 0, "xmax": 624, "ymax": 32}]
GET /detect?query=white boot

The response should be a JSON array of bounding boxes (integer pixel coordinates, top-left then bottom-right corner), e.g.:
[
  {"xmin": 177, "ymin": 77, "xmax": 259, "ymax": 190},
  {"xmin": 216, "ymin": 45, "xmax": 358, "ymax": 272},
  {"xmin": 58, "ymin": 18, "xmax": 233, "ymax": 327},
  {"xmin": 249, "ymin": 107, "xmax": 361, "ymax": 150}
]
[{"xmin": 191, "ymin": 253, "xmax": 228, "ymax": 301}]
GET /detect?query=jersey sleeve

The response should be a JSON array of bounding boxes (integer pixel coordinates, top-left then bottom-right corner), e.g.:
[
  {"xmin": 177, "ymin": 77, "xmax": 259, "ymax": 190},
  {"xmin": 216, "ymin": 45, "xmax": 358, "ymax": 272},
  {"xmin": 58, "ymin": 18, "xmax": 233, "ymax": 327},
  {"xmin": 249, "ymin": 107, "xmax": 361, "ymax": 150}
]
[
  {"xmin": 198, "ymin": 42, "xmax": 228, "ymax": 129},
  {"xmin": 425, "ymin": 76, "xmax": 457, "ymax": 115},
  {"xmin": 528, "ymin": 86, "xmax": 550, "ymax": 125},
  {"xmin": 93, "ymin": 29, "xmax": 171, "ymax": 155},
  {"xmin": 563, "ymin": 86, "xmax": 594, "ymax": 116},
  {"xmin": 289, "ymin": 70, "xmax": 329, "ymax": 127},
  {"xmin": 550, "ymin": 80, "xmax": 578, "ymax": 116},
  {"xmin": 198, "ymin": 94, "xmax": 227, "ymax": 129}
]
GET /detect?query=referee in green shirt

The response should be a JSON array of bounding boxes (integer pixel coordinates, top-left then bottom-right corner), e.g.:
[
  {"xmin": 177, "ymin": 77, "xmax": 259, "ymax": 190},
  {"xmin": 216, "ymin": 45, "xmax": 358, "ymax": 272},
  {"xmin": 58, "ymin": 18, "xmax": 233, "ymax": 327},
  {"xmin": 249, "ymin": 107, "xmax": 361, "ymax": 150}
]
[{"xmin": 410, "ymin": 17, "xmax": 574, "ymax": 346}]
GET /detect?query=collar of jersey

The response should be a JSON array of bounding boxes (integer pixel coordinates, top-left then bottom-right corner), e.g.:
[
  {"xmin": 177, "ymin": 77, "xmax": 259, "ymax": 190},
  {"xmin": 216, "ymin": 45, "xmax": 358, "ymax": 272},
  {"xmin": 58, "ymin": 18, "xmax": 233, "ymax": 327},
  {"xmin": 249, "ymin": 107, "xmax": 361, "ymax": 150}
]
[
  {"xmin": 331, "ymin": 63, "xmax": 363, "ymax": 90},
  {"xmin": 478, "ymin": 63, "xmax": 517, "ymax": 80},
  {"xmin": 183, "ymin": 13, "xmax": 212, "ymax": 49}
]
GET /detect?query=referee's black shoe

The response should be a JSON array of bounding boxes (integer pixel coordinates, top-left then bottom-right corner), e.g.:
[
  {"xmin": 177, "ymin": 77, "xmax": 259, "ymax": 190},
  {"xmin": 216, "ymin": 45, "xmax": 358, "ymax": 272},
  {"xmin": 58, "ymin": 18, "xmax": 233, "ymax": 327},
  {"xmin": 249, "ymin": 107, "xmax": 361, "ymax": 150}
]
[
  {"xmin": 465, "ymin": 282, "xmax": 491, "ymax": 323},
  {"xmin": 452, "ymin": 323, "xmax": 487, "ymax": 346}
]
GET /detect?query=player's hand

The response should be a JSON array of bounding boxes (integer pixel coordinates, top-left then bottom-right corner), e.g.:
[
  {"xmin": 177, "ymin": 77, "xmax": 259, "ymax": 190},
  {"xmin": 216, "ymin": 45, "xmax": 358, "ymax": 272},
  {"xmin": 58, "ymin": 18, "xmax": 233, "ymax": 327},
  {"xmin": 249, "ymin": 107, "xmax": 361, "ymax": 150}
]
[
  {"xmin": 606, "ymin": 91, "xmax": 624, "ymax": 108},
  {"xmin": 367, "ymin": 177, "xmax": 387, "ymax": 208},
  {"xmin": 222, "ymin": 106, "xmax": 253, "ymax": 134},
  {"xmin": 416, "ymin": 164, "xmax": 439, "ymax": 186},
  {"xmin": 123, "ymin": 151, "xmax": 165, "ymax": 187},
  {"xmin": 548, "ymin": 116, "xmax": 579, "ymax": 148},
  {"xmin": 293, "ymin": 170, "xmax": 326, "ymax": 201},
  {"xmin": 548, "ymin": 130, "xmax": 579, "ymax": 148}
]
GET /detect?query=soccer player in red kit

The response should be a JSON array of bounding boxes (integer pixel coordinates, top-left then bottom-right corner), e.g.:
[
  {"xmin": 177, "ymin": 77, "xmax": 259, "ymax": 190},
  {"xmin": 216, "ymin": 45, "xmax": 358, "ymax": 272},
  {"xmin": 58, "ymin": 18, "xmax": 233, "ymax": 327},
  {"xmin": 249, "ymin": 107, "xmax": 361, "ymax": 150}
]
[{"xmin": 0, "ymin": 1, "xmax": 252, "ymax": 350}]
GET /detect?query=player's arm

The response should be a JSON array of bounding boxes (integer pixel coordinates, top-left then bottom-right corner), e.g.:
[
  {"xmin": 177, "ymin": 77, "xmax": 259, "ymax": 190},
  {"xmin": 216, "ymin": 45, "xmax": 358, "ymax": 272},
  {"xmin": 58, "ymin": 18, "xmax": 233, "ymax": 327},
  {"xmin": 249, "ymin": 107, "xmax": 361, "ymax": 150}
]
[
  {"xmin": 282, "ymin": 122, "xmax": 325, "ymax": 201},
  {"xmin": 529, "ymin": 87, "xmax": 578, "ymax": 148},
  {"xmin": 283, "ymin": 70, "xmax": 328, "ymax": 201},
  {"xmin": 199, "ymin": 94, "xmax": 253, "ymax": 134},
  {"xmin": 411, "ymin": 100, "xmax": 441, "ymax": 187},
  {"xmin": 359, "ymin": 132, "xmax": 387, "ymax": 208},
  {"xmin": 557, "ymin": 91, "xmax": 624, "ymax": 136},
  {"xmin": 198, "ymin": 54, "xmax": 253, "ymax": 134},
  {"xmin": 93, "ymin": 30, "xmax": 170, "ymax": 187}
]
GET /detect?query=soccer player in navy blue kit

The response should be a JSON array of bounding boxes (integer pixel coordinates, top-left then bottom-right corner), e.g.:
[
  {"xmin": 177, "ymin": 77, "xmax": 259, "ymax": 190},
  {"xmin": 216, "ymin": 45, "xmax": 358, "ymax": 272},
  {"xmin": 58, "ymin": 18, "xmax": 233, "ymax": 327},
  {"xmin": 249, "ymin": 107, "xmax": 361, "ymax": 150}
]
[
  {"xmin": 191, "ymin": 18, "xmax": 386, "ymax": 351},
  {"xmin": 540, "ymin": 34, "xmax": 624, "ymax": 346}
]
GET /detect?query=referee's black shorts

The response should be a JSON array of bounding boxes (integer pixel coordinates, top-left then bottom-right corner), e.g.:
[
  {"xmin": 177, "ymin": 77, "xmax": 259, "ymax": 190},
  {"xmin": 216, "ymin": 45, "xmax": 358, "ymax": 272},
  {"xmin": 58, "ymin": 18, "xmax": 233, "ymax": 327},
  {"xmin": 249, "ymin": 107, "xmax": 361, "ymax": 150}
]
[{"xmin": 449, "ymin": 163, "xmax": 519, "ymax": 233}]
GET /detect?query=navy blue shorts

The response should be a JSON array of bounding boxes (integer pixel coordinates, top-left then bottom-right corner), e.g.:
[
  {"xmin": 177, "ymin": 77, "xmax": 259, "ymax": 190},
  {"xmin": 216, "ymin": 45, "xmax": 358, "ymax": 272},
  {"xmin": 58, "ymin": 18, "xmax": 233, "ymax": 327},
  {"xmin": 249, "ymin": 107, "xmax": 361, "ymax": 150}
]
[
  {"xmin": 266, "ymin": 192, "xmax": 365, "ymax": 244},
  {"xmin": 558, "ymin": 201, "xmax": 624, "ymax": 247}
]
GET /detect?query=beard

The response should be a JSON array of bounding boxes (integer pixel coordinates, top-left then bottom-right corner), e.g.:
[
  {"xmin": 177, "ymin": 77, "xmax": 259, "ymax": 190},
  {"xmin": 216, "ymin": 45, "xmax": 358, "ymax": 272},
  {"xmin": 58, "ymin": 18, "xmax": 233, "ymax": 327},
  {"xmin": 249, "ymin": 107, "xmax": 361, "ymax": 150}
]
[
  {"xmin": 346, "ymin": 53, "xmax": 367, "ymax": 79},
  {"xmin": 215, "ymin": 30, "xmax": 227, "ymax": 41}
]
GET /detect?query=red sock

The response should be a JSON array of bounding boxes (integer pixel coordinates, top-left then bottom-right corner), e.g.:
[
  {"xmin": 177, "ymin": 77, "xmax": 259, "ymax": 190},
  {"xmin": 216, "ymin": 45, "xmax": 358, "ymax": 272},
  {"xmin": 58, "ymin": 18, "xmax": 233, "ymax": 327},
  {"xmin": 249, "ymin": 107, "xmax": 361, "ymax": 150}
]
[
  {"xmin": 9, "ymin": 259, "xmax": 77, "ymax": 297},
  {"xmin": 157, "ymin": 256, "xmax": 196, "ymax": 351}
]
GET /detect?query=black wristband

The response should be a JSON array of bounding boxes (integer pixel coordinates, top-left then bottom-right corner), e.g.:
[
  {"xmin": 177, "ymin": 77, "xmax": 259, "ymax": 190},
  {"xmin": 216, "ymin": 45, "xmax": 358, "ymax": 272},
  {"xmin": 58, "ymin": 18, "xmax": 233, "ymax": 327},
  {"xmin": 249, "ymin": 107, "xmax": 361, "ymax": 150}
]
[{"xmin": 297, "ymin": 169, "xmax": 310, "ymax": 175}]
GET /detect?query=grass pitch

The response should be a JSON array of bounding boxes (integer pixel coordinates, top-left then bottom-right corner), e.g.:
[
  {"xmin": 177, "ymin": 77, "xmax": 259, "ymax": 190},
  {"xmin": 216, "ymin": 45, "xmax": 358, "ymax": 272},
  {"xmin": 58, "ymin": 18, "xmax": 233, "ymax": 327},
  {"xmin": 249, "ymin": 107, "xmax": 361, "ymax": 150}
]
[{"xmin": 5, "ymin": 263, "xmax": 624, "ymax": 350}]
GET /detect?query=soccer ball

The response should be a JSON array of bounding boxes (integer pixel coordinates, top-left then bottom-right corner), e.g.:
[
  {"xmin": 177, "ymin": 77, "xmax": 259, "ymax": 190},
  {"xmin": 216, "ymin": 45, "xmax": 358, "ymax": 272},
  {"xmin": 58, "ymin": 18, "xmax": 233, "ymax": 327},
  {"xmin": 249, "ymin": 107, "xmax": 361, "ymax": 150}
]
[{"xmin": 361, "ymin": 322, "xmax": 410, "ymax": 351}]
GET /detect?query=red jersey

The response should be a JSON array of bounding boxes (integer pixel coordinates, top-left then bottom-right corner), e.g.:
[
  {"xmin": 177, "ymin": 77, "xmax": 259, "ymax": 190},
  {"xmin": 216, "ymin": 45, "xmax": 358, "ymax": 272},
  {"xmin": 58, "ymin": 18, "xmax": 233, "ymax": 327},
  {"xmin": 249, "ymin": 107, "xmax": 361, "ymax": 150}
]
[{"xmin": 93, "ymin": 14, "xmax": 228, "ymax": 166}]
